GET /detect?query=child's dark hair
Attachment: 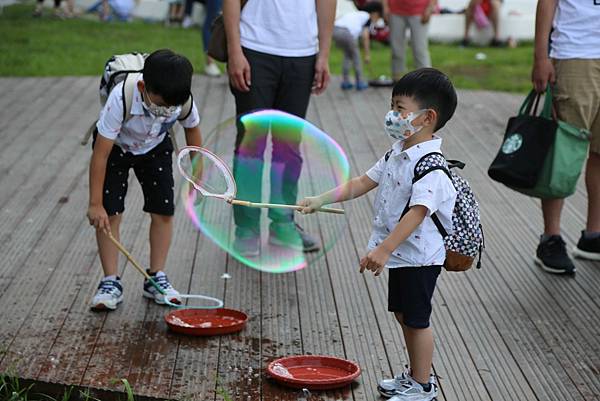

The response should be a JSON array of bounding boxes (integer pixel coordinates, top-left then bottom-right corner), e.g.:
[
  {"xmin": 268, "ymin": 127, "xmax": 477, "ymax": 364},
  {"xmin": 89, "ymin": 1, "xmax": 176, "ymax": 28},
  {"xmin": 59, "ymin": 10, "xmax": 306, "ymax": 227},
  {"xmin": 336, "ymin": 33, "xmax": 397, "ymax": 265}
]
[
  {"xmin": 143, "ymin": 49, "xmax": 193, "ymax": 106},
  {"xmin": 360, "ymin": 1, "xmax": 382, "ymax": 14},
  {"xmin": 392, "ymin": 68, "xmax": 457, "ymax": 131}
]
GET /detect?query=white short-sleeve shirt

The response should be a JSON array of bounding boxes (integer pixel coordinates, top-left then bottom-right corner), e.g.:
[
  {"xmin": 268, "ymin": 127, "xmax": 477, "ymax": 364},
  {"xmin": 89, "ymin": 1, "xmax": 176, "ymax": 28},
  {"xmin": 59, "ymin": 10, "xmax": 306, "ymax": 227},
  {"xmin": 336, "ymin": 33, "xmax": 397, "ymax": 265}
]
[
  {"xmin": 240, "ymin": 0, "xmax": 319, "ymax": 57},
  {"xmin": 550, "ymin": 0, "xmax": 600, "ymax": 59},
  {"xmin": 96, "ymin": 77, "xmax": 201, "ymax": 155},
  {"xmin": 365, "ymin": 137, "xmax": 457, "ymax": 268}
]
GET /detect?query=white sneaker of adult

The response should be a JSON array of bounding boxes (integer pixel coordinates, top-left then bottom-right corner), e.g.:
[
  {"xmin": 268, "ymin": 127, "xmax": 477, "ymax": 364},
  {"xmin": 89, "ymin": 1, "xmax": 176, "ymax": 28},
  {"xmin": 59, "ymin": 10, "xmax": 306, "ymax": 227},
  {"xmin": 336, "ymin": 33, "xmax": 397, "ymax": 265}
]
[
  {"xmin": 205, "ymin": 62, "xmax": 221, "ymax": 77},
  {"xmin": 182, "ymin": 16, "xmax": 193, "ymax": 28}
]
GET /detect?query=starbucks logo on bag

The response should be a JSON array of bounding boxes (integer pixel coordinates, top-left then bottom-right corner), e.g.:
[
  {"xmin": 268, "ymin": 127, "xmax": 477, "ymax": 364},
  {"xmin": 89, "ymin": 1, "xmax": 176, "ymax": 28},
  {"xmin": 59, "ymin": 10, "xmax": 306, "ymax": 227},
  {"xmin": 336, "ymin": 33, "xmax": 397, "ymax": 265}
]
[{"xmin": 502, "ymin": 133, "xmax": 523, "ymax": 154}]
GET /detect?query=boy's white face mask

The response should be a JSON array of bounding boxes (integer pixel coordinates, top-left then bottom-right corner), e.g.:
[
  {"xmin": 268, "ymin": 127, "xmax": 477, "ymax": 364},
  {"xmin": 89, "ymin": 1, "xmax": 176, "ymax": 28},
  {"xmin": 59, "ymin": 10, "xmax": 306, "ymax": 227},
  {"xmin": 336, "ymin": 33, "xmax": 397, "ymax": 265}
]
[
  {"xmin": 384, "ymin": 110, "xmax": 425, "ymax": 140},
  {"xmin": 143, "ymin": 88, "xmax": 180, "ymax": 118}
]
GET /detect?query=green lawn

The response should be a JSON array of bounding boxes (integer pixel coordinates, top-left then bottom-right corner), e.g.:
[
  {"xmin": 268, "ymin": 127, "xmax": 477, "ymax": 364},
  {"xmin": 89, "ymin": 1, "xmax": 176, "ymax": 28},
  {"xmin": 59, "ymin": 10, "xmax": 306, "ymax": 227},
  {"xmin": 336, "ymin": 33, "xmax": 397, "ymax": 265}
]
[{"xmin": 1, "ymin": 3, "xmax": 533, "ymax": 92}]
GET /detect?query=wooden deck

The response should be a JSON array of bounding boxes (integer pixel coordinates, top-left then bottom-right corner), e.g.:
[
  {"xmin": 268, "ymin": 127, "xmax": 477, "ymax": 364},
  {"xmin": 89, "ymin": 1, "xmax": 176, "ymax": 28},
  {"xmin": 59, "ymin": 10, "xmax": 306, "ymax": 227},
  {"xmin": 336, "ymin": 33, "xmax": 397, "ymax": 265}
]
[{"xmin": 0, "ymin": 75, "xmax": 598, "ymax": 401}]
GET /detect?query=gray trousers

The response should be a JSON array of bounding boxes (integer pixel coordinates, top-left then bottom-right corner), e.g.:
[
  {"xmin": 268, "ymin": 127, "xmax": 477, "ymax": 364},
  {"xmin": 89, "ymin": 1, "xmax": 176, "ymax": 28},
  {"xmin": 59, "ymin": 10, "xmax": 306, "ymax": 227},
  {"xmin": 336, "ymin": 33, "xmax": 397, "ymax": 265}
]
[
  {"xmin": 332, "ymin": 26, "xmax": 364, "ymax": 82},
  {"xmin": 389, "ymin": 14, "xmax": 431, "ymax": 78}
]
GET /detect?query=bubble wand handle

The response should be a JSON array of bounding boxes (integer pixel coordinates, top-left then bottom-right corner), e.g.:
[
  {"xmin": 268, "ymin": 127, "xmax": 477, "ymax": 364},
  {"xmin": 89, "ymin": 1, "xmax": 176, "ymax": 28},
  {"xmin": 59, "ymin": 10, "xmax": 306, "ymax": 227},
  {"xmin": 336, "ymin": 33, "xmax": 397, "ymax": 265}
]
[
  {"xmin": 105, "ymin": 231, "xmax": 166, "ymax": 295},
  {"xmin": 228, "ymin": 199, "xmax": 345, "ymax": 214}
]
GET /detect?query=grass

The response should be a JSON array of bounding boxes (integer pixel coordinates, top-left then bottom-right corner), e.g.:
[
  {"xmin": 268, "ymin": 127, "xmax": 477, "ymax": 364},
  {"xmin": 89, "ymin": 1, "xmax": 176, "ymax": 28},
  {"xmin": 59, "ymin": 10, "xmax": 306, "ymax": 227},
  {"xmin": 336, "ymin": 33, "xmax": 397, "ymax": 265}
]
[
  {"xmin": 1, "ymin": 2, "xmax": 533, "ymax": 92},
  {"xmin": 0, "ymin": 374, "xmax": 148, "ymax": 401}
]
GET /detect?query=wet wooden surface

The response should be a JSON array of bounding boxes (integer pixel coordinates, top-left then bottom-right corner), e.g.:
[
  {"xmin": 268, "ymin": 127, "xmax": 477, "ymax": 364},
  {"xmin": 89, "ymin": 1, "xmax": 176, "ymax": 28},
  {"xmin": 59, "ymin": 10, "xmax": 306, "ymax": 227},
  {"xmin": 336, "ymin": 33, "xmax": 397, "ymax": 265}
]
[{"xmin": 0, "ymin": 75, "xmax": 599, "ymax": 401}]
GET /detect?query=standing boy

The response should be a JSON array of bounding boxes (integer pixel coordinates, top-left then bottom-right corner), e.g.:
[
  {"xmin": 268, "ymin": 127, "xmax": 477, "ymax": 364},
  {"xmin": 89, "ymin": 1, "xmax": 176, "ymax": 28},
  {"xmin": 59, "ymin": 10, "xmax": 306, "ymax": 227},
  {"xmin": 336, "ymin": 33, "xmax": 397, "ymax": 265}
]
[
  {"xmin": 299, "ymin": 68, "xmax": 458, "ymax": 401},
  {"xmin": 87, "ymin": 49, "xmax": 202, "ymax": 311}
]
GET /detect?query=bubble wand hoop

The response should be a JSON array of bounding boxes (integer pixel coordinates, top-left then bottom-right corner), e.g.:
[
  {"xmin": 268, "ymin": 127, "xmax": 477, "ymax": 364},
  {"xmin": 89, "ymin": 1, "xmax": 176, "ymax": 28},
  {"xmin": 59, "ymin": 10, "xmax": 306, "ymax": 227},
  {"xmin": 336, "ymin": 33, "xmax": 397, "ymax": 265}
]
[{"xmin": 177, "ymin": 146, "xmax": 345, "ymax": 215}]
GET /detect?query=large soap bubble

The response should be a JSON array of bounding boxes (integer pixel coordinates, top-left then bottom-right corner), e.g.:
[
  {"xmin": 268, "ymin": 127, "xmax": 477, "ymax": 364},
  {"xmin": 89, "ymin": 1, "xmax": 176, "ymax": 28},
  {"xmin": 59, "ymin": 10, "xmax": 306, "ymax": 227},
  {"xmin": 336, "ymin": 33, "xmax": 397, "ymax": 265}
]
[{"xmin": 181, "ymin": 110, "xmax": 350, "ymax": 273}]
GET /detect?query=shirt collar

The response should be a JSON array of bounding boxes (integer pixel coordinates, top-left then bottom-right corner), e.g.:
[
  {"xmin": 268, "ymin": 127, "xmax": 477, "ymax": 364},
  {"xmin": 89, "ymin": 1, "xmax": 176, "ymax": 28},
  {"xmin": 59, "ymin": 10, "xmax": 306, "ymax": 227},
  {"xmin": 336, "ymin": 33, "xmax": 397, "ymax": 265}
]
[{"xmin": 392, "ymin": 136, "xmax": 443, "ymax": 161}]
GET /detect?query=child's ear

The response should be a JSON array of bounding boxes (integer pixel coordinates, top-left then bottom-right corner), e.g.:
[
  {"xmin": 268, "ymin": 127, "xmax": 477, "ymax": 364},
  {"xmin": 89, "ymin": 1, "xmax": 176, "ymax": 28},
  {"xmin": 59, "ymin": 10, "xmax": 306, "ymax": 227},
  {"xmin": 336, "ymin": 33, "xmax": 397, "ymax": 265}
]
[
  {"xmin": 424, "ymin": 109, "xmax": 437, "ymax": 127},
  {"xmin": 137, "ymin": 80, "xmax": 145, "ymax": 93}
]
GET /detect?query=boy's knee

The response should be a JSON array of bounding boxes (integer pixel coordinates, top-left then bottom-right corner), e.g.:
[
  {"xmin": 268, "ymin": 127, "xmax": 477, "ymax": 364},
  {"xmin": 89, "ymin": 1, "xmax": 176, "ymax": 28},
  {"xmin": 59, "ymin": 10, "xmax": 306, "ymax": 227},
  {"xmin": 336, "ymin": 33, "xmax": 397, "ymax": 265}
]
[{"xmin": 150, "ymin": 213, "xmax": 173, "ymax": 225}]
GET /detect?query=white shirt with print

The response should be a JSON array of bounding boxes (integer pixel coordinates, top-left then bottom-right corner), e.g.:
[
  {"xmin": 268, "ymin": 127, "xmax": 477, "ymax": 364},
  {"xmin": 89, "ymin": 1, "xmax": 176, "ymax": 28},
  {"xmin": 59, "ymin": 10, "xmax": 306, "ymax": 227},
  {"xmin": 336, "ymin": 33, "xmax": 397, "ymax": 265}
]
[
  {"xmin": 366, "ymin": 138, "xmax": 457, "ymax": 268},
  {"xmin": 96, "ymin": 78, "xmax": 201, "ymax": 155}
]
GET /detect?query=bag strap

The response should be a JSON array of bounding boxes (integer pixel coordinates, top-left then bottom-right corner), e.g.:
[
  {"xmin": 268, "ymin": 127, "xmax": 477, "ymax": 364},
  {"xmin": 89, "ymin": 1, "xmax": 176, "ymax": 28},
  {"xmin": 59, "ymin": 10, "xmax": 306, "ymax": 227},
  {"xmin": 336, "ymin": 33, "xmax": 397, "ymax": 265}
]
[
  {"xmin": 121, "ymin": 71, "xmax": 142, "ymax": 123},
  {"xmin": 400, "ymin": 152, "xmax": 453, "ymax": 238},
  {"xmin": 178, "ymin": 93, "xmax": 194, "ymax": 121},
  {"xmin": 519, "ymin": 86, "xmax": 553, "ymax": 120}
]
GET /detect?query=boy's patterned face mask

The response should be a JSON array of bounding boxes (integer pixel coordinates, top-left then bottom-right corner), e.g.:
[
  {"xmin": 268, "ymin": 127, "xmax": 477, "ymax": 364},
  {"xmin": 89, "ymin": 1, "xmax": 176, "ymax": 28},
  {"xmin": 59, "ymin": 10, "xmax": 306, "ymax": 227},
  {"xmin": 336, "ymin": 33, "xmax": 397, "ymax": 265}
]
[
  {"xmin": 384, "ymin": 110, "xmax": 425, "ymax": 140},
  {"xmin": 143, "ymin": 88, "xmax": 180, "ymax": 118}
]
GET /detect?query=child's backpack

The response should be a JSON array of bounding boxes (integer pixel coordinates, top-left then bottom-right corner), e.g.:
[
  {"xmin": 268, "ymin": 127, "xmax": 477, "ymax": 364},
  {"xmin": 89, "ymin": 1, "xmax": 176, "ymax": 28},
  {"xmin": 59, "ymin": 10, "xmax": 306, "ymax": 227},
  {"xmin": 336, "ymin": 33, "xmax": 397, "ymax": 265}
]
[
  {"xmin": 82, "ymin": 52, "xmax": 193, "ymax": 147},
  {"xmin": 387, "ymin": 150, "xmax": 485, "ymax": 271}
]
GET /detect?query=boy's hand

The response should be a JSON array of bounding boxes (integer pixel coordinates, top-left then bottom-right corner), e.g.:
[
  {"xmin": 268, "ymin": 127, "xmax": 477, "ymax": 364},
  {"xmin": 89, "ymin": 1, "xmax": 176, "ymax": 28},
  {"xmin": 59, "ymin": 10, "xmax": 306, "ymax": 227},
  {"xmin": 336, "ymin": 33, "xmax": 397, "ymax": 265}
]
[
  {"xmin": 298, "ymin": 196, "xmax": 324, "ymax": 214},
  {"xmin": 359, "ymin": 245, "xmax": 391, "ymax": 276},
  {"xmin": 87, "ymin": 204, "xmax": 110, "ymax": 232}
]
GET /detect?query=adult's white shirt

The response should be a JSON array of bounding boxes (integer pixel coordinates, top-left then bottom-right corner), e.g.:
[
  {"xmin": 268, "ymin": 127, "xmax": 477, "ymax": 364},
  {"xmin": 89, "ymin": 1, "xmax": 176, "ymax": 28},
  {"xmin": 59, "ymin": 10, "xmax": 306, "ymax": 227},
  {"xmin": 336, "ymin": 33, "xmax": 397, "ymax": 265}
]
[
  {"xmin": 550, "ymin": 0, "xmax": 600, "ymax": 59},
  {"xmin": 335, "ymin": 11, "xmax": 370, "ymax": 39},
  {"xmin": 240, "ymin": 0, "xmax": 319, "ymax": 57}
]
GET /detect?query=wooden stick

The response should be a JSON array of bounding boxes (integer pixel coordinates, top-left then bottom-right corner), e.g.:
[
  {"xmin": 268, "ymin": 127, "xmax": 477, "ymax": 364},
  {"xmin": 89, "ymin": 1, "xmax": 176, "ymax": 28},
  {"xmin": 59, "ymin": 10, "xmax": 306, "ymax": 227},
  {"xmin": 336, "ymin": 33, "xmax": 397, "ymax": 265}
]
[
  {"xmin": 105, "ymin": 231, "xmax": 166, "ymax": 295},
  {"xmin": 229, "ymin": 199, "xmax": 345, "ymax": 214}
]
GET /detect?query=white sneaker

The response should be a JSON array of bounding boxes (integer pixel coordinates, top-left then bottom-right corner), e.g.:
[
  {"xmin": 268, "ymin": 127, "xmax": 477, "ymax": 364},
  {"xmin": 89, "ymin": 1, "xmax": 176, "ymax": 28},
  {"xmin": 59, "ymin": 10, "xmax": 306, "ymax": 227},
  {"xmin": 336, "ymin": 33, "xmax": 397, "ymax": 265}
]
[
  {"xmin": 379, "ymin": 367, "xmax": 437, "ymax": 398},
  {"xmin": 181, "ymin": 16, "xmax": 193, "ymax": 28},
  {"xmin": 143, "ymin": 271, "xmax": 181, "ymax": 305},
  {"xmin": 389, "ymin": 374, "xmax": 438, "ymax": 401},
  {"xmin": 204, "ymin": 62, "xmax": 221, "ymax": 77},
  {"xmin": 91, "ymin": 278, "xmax": 123, "ymax": 311}
]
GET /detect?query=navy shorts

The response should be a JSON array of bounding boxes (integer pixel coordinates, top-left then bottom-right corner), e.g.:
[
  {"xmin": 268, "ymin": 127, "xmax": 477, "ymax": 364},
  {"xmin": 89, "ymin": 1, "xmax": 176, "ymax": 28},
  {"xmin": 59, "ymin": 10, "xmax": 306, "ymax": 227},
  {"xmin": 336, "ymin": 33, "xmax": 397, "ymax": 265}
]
[
  {"xmin": 388, "ymin": 265, "xmax": 442, "ymax": 329},
  {"xmin": 93, "ymin": 132, "xmax": 175, "ymax": 216}
]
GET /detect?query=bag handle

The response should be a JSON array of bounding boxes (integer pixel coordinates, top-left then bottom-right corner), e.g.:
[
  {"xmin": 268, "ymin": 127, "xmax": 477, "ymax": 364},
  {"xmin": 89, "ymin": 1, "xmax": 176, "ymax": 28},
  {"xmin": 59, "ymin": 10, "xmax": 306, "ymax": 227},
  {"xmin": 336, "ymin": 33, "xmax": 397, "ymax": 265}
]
[{"xmin": 519, "ymin": 86, "xmax": 553, "ymax": 120}]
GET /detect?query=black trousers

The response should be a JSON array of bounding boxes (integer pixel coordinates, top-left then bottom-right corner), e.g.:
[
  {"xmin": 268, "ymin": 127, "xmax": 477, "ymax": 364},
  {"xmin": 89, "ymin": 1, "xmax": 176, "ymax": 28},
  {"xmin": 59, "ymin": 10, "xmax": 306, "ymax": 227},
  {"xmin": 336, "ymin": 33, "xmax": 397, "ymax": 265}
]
[{"xmin": 230, "ymin": 47, "xmax": 315, "ymax": 232}]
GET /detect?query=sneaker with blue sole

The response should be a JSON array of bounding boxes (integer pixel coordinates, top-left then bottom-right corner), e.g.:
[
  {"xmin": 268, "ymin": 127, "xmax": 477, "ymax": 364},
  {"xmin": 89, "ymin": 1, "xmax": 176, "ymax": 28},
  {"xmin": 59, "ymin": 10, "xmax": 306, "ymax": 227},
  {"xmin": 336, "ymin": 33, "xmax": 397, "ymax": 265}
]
[{"xmin": 91, "ymin": 278, "xmax": 123, "ymax": 311}]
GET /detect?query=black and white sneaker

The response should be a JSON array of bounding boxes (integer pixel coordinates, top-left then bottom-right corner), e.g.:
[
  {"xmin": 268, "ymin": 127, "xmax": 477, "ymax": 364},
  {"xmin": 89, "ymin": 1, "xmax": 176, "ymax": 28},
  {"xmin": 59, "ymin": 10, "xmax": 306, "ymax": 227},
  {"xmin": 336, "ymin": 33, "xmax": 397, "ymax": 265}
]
[
  {"xmin": 378, "ymin": 366, "xmax": 437, "ymax": 399},
  {"xmin": 572, "ymin": 231, "xmax": 600, "ymax": 261},
  {"xmin": 143, "ymin": 271, "xmax": 181, "ymax": 305},
  {"xmin": 535, "ymin": 235, "xmax": 576, "ymax": 274},
  {"xmin": 91, "ymin": 278, "xmax": 123, "ymax": 311}
]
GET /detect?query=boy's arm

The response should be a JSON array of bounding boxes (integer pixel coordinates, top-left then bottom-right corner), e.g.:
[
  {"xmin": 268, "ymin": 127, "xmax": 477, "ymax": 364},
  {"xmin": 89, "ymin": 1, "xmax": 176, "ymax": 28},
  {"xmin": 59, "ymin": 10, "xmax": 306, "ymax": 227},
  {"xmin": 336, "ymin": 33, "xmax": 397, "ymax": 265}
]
[
  {"xmin": 361, "ymin": 26, "xmax": 371, "ymax": 64},
  {"xmin": 298, "ymin": 174, "xmax": 378, "ymax": 213},
  {"xmin": 87, "ymin": 135, "xmax": 114, "ymax": 232},
  {"xmin": 183, "ymin": 125, "xmax": 202, "ymax": 147},
  {"xmin": 359, "ymin": 205, "xmax": 428, "ymax": 275}
]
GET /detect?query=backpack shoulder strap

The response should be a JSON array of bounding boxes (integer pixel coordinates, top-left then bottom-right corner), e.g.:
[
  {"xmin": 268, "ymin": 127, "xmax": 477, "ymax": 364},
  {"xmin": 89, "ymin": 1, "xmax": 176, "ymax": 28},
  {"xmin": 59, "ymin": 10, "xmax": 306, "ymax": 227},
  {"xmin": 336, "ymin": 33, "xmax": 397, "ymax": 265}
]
[
  {"xmin": 178, "ymin": 93, "xmax": 194, "ymax": 121},
  {"xmin": 121, "ymin": 72, "xmax": 142, "ymax": 123},
  {"xmin": 412, "ymin": 152, "xmax": 451, "ymax": 183}
]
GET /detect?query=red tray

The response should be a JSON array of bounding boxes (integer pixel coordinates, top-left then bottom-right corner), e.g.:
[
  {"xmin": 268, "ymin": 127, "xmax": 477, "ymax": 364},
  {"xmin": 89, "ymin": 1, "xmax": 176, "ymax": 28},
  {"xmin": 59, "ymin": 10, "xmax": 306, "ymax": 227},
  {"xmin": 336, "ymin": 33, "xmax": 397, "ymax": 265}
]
[
  {"xmin": 164, "ymin": 308, "xmax": 247, "ymax": 336},
  {"xmin": 267, "ymin": 355, "xmax": 361, "ymax": 390}
]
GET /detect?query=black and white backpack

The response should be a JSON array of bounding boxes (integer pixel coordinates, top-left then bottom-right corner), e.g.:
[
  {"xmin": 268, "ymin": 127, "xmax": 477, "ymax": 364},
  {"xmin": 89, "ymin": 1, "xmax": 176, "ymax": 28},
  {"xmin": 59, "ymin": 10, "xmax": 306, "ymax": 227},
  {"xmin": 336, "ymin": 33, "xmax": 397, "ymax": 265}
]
[
  {"xmin": 388, "ymin": 150, "xmax": 485, "ymax": 271},
  {"xmin": 81, "ymin": 52, "xmax": 193, "ymax": 147}
]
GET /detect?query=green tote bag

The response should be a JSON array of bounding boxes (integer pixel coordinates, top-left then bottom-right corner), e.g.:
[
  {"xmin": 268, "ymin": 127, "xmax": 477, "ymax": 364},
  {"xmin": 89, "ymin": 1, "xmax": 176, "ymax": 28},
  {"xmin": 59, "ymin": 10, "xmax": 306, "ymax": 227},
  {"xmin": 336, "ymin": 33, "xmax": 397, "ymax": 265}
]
[{"xmin": 514, "ymin": 87, "xmax": 590, "ymax": 199}]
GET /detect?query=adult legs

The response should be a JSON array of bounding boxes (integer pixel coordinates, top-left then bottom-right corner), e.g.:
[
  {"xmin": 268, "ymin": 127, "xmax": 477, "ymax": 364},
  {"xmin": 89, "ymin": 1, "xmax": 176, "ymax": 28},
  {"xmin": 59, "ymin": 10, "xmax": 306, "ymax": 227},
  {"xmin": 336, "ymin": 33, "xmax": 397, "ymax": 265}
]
[
  {"xmin": 231, "ymin": 48, "xmax": 279, "ymax": 234},
  {"xmin": 389, "ymin": 14, "xmax": 408, "ymax": 81},
  {"xmin": 202, "ymin": 0, "xmax": 223, "ymax": 74},
  {"xmin": 407, "ymin": 15, "xmax": 431, "ymax": 69}
]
